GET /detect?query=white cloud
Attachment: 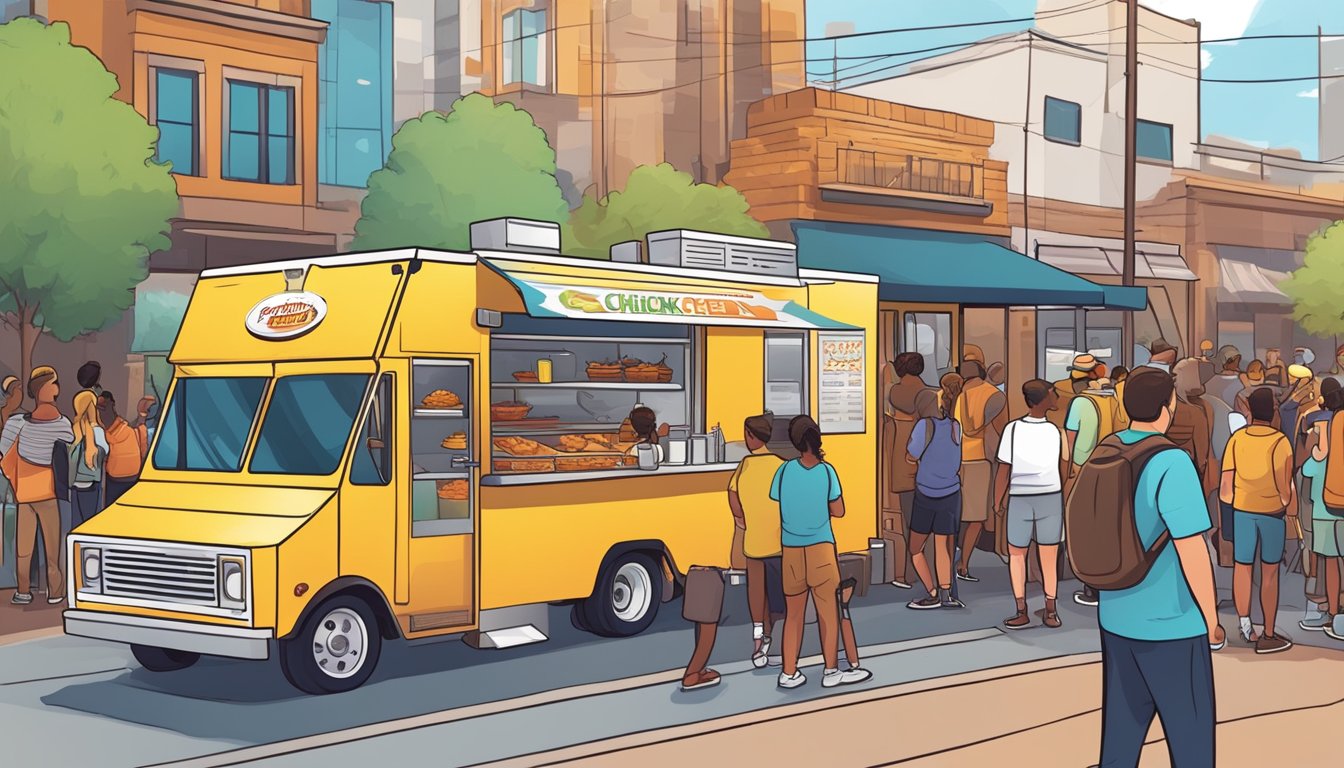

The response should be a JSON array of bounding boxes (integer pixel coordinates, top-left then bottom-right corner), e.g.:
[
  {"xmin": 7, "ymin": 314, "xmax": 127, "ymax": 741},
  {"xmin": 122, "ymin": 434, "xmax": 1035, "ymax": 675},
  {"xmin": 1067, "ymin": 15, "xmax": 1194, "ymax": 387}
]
[
  {"xmin": 1298, "ymin": 87, "xmax": 1320, "ymax": 98},
  {"xmin": 1200, "ymin": 49, "xmax": 1213, "ymax": 69},
  {"xmin": 1140, "ymin": 0, "xmax": 1261, "ymax": 41}
]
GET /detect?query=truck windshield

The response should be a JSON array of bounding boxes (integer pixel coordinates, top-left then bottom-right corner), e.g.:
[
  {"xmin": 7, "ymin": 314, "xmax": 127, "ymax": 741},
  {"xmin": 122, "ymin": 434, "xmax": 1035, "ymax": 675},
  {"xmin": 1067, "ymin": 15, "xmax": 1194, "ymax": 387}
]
[
  {"xmin": 153, "ymin": 377, "xmax": 269, "ymax": 472},
  {"xmin": 249, "ymin": 374, "xmax": 370, "ymax": 475}
]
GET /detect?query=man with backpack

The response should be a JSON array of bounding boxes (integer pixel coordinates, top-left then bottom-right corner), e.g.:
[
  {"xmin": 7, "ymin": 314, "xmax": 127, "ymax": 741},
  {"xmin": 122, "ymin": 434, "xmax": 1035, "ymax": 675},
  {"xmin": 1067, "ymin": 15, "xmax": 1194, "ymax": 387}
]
[
  {"xmin": 1065, "ymin": 366, "xmax": 1222, "ymax": 768},
  {"xmin": 1221, "ymin": 387, "xmax": 1294, "ymax": 653},
  {"xmin": 1058, "ymin": 354, "xmax": 1127, "ymax": 607}
]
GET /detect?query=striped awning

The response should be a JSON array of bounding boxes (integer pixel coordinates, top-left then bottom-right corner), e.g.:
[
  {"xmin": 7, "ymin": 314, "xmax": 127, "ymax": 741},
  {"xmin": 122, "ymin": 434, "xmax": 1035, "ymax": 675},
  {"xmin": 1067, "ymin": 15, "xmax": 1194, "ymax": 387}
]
[{"xmin": 1218, "ymin": 259, "xmax": 1291, "ymax": 306}]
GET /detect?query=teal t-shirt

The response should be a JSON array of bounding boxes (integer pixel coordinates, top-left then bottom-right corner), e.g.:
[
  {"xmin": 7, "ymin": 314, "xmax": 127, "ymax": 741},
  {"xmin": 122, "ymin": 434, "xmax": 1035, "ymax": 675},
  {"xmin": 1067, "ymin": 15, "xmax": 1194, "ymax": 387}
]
[
  {"xmin": 1065, "ymin": 396, "xmax": 1100, "ymax": 466},
  {"xmin": 1097, "ymin": 429, "xmax": 1212, "ymax": 641},
  {"xmin": 769, "ymin": 459, "xmax": 841, "ymax": 547},
  {"xmin": 1302, "ymin": 458, "xmax": 1332, "ymax": 522}
]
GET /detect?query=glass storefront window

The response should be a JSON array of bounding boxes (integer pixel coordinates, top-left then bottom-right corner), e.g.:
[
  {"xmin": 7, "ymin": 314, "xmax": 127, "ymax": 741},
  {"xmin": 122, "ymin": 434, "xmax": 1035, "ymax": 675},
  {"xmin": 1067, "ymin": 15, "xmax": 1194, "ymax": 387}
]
[{"xmin": 904, "ymin": 312, "xmax": 951, "ymax": 386}]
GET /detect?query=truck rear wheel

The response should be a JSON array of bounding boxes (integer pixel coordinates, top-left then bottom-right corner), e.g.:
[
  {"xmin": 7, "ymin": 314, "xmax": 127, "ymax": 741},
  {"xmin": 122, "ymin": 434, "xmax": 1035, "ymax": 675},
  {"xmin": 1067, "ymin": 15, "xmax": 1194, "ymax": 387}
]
[
  {"xmin": 280, "ymin": 595, "xmax": 382, "ymax": 695},
  {"xmin": 579, "ymin": 553, "xmax": 662, "ymax": 638},
  {"xmin": 131, "ymin": 644, "xmax": 200, "ymax": 672}
]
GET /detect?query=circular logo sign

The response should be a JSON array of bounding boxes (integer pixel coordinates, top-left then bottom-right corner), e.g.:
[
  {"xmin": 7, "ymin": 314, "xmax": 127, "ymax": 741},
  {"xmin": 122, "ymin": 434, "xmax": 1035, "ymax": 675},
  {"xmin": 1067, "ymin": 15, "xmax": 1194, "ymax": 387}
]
[{"xmin": 245, "ymin": 291, "xmax": 328, "ymax": 340}]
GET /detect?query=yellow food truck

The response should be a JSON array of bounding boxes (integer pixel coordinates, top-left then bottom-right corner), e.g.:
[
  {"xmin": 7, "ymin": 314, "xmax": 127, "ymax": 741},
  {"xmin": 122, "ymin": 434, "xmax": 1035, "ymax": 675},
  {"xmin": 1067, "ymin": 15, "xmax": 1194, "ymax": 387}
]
[{"xmin": 64, "ymin": 219, "xmax": 878, "ymax": 694}]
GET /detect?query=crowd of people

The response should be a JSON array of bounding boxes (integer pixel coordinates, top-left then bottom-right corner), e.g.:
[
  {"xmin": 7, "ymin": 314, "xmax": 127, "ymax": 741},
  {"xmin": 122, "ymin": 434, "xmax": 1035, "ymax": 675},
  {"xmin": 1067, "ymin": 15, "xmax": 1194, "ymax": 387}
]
[{"xmin": 0, "ymin": 362, "xmax": 154, "ymax": 606}]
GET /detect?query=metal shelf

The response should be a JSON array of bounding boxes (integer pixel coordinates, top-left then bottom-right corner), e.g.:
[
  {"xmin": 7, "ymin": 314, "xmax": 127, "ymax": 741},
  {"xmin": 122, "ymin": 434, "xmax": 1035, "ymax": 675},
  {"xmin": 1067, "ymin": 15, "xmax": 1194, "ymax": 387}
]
[
  {"xmin": 492, "ymin": 382, "xmax": 681, "ymax": 390},
  {"xmin": 413, "ymin": 472, "xmax": 472, "ymax": 481},
  {"xmin": 491, "ymin": 423, "xmax": 626, "ymax": 436},
  {"xmin": 414, "ymin": 409, "xmax": 467, "ymax": 418}
]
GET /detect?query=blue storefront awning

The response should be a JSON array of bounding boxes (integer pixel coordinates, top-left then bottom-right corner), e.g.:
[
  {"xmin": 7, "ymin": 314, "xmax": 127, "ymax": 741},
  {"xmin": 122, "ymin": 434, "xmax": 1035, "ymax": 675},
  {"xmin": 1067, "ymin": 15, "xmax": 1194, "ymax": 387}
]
[{"xmin": 792, "ymin": 222, "xmax": 1148, "ymax": 311}]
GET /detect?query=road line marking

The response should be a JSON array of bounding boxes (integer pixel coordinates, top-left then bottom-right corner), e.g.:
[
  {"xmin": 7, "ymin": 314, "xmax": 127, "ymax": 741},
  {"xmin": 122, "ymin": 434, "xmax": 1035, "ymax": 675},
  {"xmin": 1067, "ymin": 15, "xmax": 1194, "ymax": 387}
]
[{"xmin": 144, "ymin": 628, "xmax": 1012, "ymax": 768}]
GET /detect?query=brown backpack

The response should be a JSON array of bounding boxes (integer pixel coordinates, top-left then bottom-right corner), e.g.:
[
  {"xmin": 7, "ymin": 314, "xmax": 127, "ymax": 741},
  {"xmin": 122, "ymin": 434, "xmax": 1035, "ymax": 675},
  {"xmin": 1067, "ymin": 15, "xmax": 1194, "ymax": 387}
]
[{"xmin": 1065, "ymin": 434, "xmax": 1179, "ymax": 591}]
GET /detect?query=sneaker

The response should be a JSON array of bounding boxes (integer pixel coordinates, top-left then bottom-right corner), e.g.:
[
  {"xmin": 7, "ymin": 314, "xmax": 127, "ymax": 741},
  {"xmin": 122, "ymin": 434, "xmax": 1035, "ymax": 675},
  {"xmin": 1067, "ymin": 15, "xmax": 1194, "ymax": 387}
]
[
  {"xmin": 907, "ymin": 595, "xmax": 942, "ymax": 610},
  {"xmin": 46, "ymin": 595, "xmax": 64, "ymax": 605},
  {"xmin": 941, "ymin": 596, "xmax": 966, "ymax": 609},
  {"xmin": 1238, "ymin": 617, "xmax": 1258, "ymax": 644},
  {"xmin": 890, "ymin": 580, "xmax": 913, "ymax": 590},
  {"xmin": 777, "ymin": 671, "xmax": 806, "ymax": 689},
  {"xmin": 1073, "ymin": 589, "xmax": 1098, "ymax": 607},
  {"xmin": 823, "ymin": 667, "xmax": 872, "ymax": 688},
  {"xmin": 9, "ymin": 592, "xmax": 32, "ymax": 605},
  {"xmin": 1255, "ymin": 633, "xmax": 1293, "ymax": 654},
  {"xmin": 956, "ymin": 571, "xmax": 980, "ymax": 583},
  {"xmin": 751, "ymin": 636, "xmax": 772, "ymax": 669},
  {"xmin": 1300, "ymin": 613, "xmax": 1333, "ymax": 632},
  {"xmin": 1003, "ymin": 611, "xmax": 1032, "ymax": 630},
  {"xmin": 1326, "ymin": 616, "xmax": 1344, "ymax": 642},
  {"xmin": 680, "ymin": 668, "xmax": 721, "ymax": 691},
  {"xmin": 766, "ymin": 655, "xmax": 783, "ymax": 667},
  {"xmin": 1043, "ymin": 611, "xmax": 1062, "ymax": 629}
]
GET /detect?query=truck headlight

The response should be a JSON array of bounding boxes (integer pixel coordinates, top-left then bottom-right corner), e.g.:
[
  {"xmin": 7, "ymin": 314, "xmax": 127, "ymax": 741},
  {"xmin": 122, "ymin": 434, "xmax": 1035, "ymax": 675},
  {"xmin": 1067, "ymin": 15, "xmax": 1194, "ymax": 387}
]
[
  {"xmin": 219, "ymin": 558, "xmax": 246, "ymax": 608},
  {"xmin": 81, "ymin": 547, "xmax": 102, "ymax": 592}
]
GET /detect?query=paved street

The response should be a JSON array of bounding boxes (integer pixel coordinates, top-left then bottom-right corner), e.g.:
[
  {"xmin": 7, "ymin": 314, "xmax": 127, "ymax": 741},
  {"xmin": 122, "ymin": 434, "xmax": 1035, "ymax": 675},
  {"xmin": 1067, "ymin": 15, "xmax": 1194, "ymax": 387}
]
[{"xmin": 3, "ymin": 552, "xmax": 1340, "ymax": 767}]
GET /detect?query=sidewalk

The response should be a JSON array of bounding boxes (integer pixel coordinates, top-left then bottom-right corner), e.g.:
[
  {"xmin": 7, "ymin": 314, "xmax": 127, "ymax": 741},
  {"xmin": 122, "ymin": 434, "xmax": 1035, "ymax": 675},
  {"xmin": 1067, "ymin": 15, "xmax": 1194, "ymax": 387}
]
[
  {"xmin": 0, "ymin": 589, "xmax": 65, "ymax": 640},
  {"xmin": 493, "ymin": 643, "xmax": 1344, "ymax": 766}
]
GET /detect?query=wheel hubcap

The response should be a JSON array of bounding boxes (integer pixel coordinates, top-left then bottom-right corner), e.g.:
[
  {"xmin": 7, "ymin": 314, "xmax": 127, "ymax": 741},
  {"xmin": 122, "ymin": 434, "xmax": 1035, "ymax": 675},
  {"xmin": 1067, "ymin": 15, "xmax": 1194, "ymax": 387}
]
[
  {"xmin": 312, "ymin": 607, "xmax": 368, "ymax": 679},
  {"xmin": 612, "ymin": 562, "xmax": 652, "ymax": 623}
]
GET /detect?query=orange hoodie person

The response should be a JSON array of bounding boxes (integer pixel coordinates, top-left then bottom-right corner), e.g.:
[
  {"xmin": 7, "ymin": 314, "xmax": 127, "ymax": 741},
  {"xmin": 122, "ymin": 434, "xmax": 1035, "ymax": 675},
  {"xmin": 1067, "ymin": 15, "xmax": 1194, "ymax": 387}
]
[{"xmin": 99, "ymin": 392, "xmax": 147, "ymax": 507}]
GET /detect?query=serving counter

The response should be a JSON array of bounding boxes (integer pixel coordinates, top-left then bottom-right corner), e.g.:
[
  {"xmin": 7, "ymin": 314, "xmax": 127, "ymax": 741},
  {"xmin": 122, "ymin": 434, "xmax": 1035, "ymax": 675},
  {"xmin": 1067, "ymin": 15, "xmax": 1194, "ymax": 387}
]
[{"xmin": 480, "ymin": 462, "xmax": 738, "ymax": 486}]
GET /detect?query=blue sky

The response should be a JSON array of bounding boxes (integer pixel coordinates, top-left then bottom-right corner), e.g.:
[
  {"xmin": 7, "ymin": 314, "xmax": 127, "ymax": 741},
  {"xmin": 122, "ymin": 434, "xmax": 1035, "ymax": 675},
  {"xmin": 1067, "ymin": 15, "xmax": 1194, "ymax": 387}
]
[{"xmin": 807, "ymin": 0, "xmax": 1344, "ymax": 159}]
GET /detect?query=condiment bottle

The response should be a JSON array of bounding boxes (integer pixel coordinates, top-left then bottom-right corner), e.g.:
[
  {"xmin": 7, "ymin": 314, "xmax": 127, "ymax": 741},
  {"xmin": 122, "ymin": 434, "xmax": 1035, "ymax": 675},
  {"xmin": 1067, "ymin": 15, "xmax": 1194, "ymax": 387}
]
[{"xmin": 537, "ymin": 358, "xmax": 553, "ymax": 383}]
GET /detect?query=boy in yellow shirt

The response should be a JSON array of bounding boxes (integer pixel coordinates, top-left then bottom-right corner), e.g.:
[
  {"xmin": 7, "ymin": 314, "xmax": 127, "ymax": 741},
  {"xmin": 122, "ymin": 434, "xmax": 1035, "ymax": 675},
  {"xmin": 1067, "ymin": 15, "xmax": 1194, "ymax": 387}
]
[
  {"xmin": 729, "ymin": 414, "xmax": 786, "ymax": 669},
  {"xmin": 1221, "ymin": 387, "xmax": 1295, "ymax": 653}
]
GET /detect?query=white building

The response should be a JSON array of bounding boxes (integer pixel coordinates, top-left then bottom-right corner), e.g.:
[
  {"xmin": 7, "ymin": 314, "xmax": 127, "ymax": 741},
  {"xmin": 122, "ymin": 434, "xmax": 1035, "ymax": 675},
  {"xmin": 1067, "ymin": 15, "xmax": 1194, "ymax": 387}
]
[
  {"xmin": 1320, "ymin": 35, "xmax": 1344, "ymax": 164},
  {"xmin": 848, "ymin": 0, "xmax": 1202, "ymax": 377}
]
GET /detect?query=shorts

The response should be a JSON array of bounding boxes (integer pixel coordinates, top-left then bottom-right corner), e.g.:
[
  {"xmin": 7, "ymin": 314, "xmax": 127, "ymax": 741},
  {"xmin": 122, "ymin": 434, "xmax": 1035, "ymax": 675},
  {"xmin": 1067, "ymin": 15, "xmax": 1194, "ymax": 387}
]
[
  {"xmin": 1233, "ymin": 510, "xmax": 1286, "ymax": 566},
  {"xmin": 1219, "ymin": 501, "xmax": 1235, "ymax": 544},
  {"xmin": 961, "ymin": 460, "xmax": 992, "ymax": 523},
  {"xmin": 1006, "ymin": 492, "xmax": 1064, "ymax": 548},
  {"xmin": 910, "ymin": 490, "xmax": 961, "ymax": 536},
  {"xmin": 1312, "ymin": 518, "xmax": 1344, "ymax": 558},
  {"xmin": 782, "ymin": 543, "xmax": 841, "ymax": 597},
  {"xmin": 748, "ymin": 556, "xmax": 786, "ymax": 615}
]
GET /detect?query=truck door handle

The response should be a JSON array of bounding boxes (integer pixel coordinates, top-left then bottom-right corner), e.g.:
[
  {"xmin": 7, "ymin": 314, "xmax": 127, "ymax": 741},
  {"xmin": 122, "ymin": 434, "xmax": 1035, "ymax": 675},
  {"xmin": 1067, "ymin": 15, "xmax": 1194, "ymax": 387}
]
[{"xmin": 450, "ymin": 456, "xmax": 480, "ymax": 469}]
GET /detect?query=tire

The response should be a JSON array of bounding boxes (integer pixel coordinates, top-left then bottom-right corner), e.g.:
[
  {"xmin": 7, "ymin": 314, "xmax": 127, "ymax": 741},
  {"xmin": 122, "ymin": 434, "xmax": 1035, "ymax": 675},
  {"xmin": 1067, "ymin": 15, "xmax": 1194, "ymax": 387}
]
[
  {"xmin": 578, "ymin": 553, "xmax": 662, "ymax": 638},
  {"xmin": 131, "ymin": 644, "xmax": 200, "ymax": 672},
  {"xmin": 279, "ymin": 595, "xmax": 382, "ymax": 695}
]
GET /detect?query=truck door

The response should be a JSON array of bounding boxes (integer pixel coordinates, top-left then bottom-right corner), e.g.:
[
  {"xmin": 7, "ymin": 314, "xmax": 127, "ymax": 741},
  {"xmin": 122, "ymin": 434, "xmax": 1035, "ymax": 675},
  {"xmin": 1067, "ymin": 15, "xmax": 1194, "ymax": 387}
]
[{"xmin": 404, "ymin": 358, "xmax": 477, "ymax": 634}]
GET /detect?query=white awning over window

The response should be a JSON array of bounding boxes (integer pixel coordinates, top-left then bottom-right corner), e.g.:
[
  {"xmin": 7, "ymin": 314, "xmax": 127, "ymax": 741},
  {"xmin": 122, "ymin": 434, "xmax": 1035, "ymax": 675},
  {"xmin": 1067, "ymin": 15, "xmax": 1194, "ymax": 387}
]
[
  {"xmin": 1033, "ymin": 243, "xmax": 1198, "ymax": 282},
  {"xmin": 1218, "ymin": 259, "xmax": 1291, "ymax": 306}
]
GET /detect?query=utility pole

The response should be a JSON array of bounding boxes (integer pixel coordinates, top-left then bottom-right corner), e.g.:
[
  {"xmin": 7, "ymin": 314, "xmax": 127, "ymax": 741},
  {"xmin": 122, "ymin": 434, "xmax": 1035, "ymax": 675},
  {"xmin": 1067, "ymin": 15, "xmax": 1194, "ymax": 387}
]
[{"xmin": 1121, "ymin": 0, "xmax": 1138, "ymax": 368}]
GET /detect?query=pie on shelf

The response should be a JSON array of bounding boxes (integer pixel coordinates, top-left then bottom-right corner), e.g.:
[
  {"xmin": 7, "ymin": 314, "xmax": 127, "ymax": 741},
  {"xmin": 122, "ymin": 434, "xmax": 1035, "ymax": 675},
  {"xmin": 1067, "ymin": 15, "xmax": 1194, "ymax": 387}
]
[
  {"xmin": 437, "ymin": 479, "xmax": 469, "ymax": 500},
  {"xmin": 441, "ymin": 432, "xmax": 468, "ymax": 450},
  {"xmin": 421, "ymin": 389, "xmax": 462, "ymax": 409}
]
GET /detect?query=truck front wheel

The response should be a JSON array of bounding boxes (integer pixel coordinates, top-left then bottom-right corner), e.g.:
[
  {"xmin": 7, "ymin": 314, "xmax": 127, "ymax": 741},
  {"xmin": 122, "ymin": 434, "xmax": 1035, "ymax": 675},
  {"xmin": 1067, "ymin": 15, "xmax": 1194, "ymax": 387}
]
[
  {"xmin": 280, "ymin": 595, "xmax": 382, "ymax": 694},
  {"xmin": 131, "ymin": 644, "xmax": 200, "ymax": 672}
]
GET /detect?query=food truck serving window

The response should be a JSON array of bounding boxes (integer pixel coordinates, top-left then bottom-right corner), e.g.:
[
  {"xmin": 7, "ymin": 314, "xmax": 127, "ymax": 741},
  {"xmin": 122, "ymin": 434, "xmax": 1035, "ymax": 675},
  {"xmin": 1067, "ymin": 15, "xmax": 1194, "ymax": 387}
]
[
  {"xmin": 153, "ymin": 377, "xmax": 268, "ymax": 472},
  {"xmin": 250, "ymin": 374, "xmax": 371, "ymax": 475}
]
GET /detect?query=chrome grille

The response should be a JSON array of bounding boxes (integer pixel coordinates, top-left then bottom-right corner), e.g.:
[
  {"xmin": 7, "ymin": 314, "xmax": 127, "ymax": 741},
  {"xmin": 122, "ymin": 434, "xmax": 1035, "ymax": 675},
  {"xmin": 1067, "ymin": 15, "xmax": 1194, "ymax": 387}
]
[{"xmin": 102, "ymin": 547, "xmax": 218, "ymax": 606}]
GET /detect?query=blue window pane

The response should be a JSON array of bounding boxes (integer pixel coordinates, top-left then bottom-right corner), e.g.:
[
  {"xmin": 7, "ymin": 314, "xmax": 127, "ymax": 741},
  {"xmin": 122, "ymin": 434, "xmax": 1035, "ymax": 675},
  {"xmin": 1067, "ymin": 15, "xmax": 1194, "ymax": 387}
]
[
  {"xmin": 1137, "ymin": 120, "xmax": 1173, "ymax": 162},
  {"xmin": 315, "ymin": 0, "xmax": 392, "ymax": 187},
  {"xmin": 268, "ymin": 87, "xmax": 293, "ymax": 137},
  {"xmin": 333, "ymin": 128, "xmax": 383, "ymax": 187},
  {"xmin": 156, "ymin": 70, "xmax": 195, "ymax": 124},
  {"xmin": 503, "ymin": 10, "xmax": 519, "ymax": 40},
  {"xmin": 153, "ymin": 377, "xmax": 268, "ymax": 472},
  {"xmin": 230, "ymin": 82, "xmax": 260, "ymax": 132},
  {"xmin": 250, "ymin": 375, "xmax": 370, "ymax": 476},
  {"xmin": 228, "ymin": 132, "xmax": 260, "ymax": 181},
  {"xmin": 1043, "ymin": 96, "xmax": 1080, "ymax": 145},
  {"xmin": 522, "ymin": 9, "xmax": 543, "ymax": 36},
  {"xmin": 156, "ymin": 122, "xmax": 195, "ymax": 175},
  {"xmin": 268, "ymin": 136, "xmax": 293, "ymax": 184}
]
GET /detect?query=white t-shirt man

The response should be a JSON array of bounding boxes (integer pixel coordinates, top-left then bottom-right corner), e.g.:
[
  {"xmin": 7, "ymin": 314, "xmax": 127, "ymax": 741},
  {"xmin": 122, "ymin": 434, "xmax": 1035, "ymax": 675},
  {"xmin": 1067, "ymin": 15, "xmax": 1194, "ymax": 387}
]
[{"xmin": 996, "ymin": 416, "xmax": 1066, "ymax": 494}]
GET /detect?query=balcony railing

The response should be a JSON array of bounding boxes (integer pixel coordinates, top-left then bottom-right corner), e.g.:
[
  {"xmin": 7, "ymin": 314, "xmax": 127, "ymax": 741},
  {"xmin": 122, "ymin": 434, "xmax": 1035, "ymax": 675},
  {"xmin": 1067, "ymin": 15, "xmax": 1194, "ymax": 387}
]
[{"xmin": 836, "ymin": 148, "xmax": 982, "ymax": 200}]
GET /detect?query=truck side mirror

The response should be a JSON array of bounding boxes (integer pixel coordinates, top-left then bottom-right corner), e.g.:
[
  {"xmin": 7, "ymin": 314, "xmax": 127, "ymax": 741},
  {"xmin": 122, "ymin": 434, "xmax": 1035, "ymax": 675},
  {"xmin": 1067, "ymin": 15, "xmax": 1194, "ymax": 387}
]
[{"xmin": 366, "ymin": 438, "xmax": 385, "ymax": 451}]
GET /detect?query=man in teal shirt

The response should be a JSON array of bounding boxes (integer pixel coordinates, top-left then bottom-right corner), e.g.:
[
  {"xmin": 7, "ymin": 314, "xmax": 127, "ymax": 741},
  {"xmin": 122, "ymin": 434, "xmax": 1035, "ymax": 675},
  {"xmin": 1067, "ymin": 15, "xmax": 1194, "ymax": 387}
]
[{"xmin": 1096, "ymin": 367, "xmax": 1224, "ymax": 768}]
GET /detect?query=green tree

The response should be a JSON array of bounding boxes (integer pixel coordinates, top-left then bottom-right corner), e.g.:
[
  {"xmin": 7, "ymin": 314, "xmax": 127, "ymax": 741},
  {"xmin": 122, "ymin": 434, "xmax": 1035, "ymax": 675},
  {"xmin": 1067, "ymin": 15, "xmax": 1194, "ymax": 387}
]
[
  {"xmin": 1282, "ymin": 221, "xmax": 1344, "ymax": 340},
  {"xmin": 352, "ymin": 94, "xmax": 569, "ymax": 251},
  {"xmin": 0, "ymin": 19, "xmax": 177, "ymax": 389},
  {"xmin": 566, "ymin": 163, "xmax": 769, "ymax": 259}
]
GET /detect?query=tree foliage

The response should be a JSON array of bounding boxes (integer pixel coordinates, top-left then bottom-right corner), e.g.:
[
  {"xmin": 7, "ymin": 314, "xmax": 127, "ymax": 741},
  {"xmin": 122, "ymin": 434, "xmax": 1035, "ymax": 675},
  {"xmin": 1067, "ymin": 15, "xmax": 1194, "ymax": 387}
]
[
  {"xmin": 351, "ymin": 94, "xmax": 569, "ymax": 251},
  {"xmin": 565, "ymin": 163, "xmax": 769, "ymax": 258},
  {"xmin": 1282, "ymin": 221, "xmax": 1344, "ymax": 338},
  {"xmin": 0, "ymin": 19, "xmax": 177, "ymax": 383}
]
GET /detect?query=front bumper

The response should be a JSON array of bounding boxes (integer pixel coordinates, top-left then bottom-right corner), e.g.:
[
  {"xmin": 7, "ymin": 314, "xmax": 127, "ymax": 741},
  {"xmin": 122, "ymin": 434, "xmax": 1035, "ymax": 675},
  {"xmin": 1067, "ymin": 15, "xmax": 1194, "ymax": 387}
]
[{"xmin": 64, "ymin": 610, "xmax": 273, "ymax": 660}]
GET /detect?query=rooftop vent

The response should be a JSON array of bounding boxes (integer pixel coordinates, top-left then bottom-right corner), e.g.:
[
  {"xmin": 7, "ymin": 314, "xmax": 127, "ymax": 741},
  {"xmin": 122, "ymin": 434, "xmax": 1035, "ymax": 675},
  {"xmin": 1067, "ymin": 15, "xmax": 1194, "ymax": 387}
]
[
  {"xmin": 610, "ymin": 241, "xmax": 643, "ymax": 263},
  {"xmin": 646, "ymin": 230, "xmax": 797, "ymax": 278},
  {"xmin": 470, "ymin": 218, "xmax": 561, "ymax": 254}
]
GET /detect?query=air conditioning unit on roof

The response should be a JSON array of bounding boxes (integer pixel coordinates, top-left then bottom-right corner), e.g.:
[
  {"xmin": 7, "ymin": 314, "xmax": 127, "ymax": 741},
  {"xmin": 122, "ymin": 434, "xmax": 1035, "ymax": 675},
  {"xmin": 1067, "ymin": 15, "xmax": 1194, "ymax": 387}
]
[
  {"xmin": 470, "ymin": 218, "xmax": 561, "ymax": 254},
  {"xmin": 645, "ymin": 230, "xmax": 797, "ymax": 278}
]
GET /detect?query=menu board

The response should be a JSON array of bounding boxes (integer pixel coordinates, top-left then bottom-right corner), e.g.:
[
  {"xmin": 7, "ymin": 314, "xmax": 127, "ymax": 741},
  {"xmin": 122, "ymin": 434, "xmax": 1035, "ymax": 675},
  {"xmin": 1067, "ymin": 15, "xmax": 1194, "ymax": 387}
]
[{"xmin": 819, "ymin": 332, "xmax": 866, "ymax": 434}]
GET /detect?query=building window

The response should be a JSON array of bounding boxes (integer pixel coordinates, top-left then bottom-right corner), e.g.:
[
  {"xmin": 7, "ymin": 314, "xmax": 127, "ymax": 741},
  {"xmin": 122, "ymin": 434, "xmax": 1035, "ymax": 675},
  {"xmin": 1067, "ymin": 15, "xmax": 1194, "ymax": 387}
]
[
  {"xmin": 153, "ymin": 68, "xmax": 200, "ymax": 176},
  {"xmin": 904, "ymin": 312, "xmax": 951, "ymax": 387},
  {"xmin": 1, "ymin": 1, "xmax": 31, "ymax": 23},
  {"xmin": 502, "ymin": 8, "xmax": 548, "ymax": 87},
  {"xmin": 1137, "ymin": 119, "xmax": 1173, "ymax": 163},
  {"xmin": 312, "ymin": 0, "xmax": 392, "ymax": 188},
  {"xmin": 225, "ymin": 80, "xmax": 295, "ymax": 184},
  {"xmin": 1043, "ymin": 96, "xmax": 1081, "ymax": 146},
  {"xmin": 765, "ymin": 332, "xmax": 807, "ymax": 416}
]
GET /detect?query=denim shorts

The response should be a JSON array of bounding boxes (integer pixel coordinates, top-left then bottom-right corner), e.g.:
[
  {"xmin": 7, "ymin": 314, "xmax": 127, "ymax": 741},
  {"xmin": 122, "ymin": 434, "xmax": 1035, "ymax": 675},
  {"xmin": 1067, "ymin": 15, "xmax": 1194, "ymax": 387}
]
[
  {"xmin": 1233, "ymin": 510, "xmax": 1286, "ymax": 565},
  {"xmin": 910, "ymin": 490, "xmax": 961, "ymax": 536}
]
